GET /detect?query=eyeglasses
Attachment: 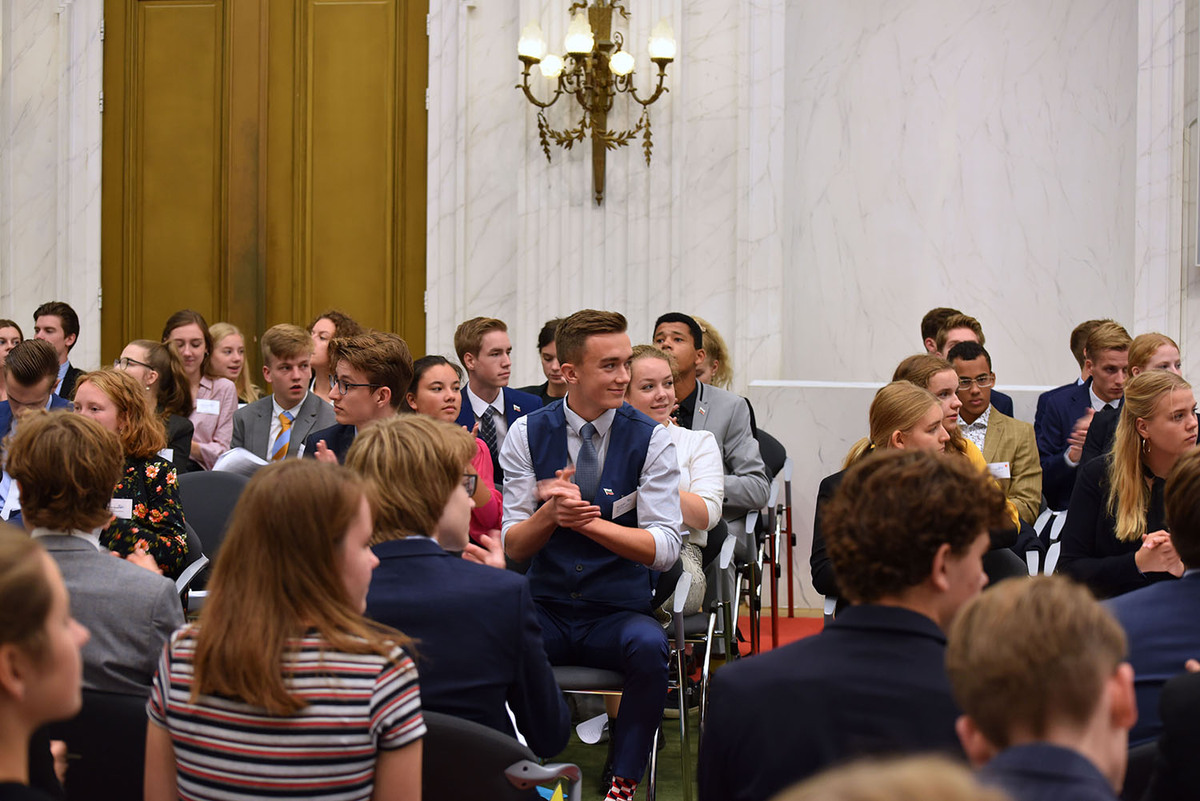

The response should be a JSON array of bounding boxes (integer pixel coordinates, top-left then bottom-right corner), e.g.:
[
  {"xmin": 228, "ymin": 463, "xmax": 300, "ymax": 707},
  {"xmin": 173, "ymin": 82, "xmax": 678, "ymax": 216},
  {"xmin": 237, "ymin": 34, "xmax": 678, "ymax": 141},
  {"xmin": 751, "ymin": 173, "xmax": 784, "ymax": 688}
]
[
  {"xmin": 957, "ymin": 374, "xmax": 995, "ymax": 390},
  {"xmin": 462, "ymin": 473, "xmax": 478, "ymax": 496},
  {"xmin": 332, "ymin": 377, "xmax": 382, "ymax": 395},
  {"xmin": 114, "ymin": 356, "xmax": 153, "ymax": 371}
]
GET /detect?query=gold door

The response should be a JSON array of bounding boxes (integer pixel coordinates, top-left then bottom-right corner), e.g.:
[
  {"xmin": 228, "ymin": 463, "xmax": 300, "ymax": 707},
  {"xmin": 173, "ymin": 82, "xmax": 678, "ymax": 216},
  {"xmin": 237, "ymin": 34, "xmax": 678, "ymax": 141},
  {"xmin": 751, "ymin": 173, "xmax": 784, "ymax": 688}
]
[{"xmin": 101, "ymin": 0, "xmax": 427, "ymax": 367}]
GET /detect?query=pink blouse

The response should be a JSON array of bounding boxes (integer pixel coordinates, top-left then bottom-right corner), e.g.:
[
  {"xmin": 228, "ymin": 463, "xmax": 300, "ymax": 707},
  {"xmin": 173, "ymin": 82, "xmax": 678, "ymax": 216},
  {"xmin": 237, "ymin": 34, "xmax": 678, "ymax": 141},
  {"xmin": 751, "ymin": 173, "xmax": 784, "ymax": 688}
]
[
  {"xmin": 189, "ymin": 376, "xmax": 236, "ymax": 470},
  {"xmin": 469, "ymin": 438, "xmax": 502, "ymax": 543}
]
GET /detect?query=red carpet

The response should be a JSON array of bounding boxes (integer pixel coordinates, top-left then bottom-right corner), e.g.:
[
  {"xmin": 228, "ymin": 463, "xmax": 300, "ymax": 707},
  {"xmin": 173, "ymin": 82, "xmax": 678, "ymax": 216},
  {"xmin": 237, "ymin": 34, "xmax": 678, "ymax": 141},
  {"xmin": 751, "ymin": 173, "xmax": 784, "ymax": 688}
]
[{"xmin": 736, "ymin": 611, "xmax": 823, "ymax": 654}]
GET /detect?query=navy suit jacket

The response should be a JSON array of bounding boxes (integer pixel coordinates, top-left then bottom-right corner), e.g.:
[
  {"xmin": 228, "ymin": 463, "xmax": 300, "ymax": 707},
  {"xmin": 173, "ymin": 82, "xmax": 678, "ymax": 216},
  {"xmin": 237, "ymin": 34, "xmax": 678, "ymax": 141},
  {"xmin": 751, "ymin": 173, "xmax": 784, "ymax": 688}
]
[
  {"xmin": 1144, "ymin": 671, "xmax": 1200, "ymax": 801},
  {"xmin": 1106, "ymin": 573, "xmax": 1200, "ymax": 745},
  {"xmin": 991, "ymin": 389, "xmax": 1014, "ymax": 418},
  {"xmin": 301, "ymin": 423, "xmax": 358, "ymax": 464},
  {"xmin": 697, "ymin": 605, "xmax": 962, "ymax": 801},
  {"xmin": 454, "ymin": 386, "xmax": 541, "ymax": 479},
  {"xmin": 364, "ymin": 538, "xmax": 569, "ymax": 758},
  {"xmin": 0, "ymin": 396, "xmax": 73, "ymax": 528},
  {"xmin": 980, "ymin": 743, "xmax": 1118, "ymax": 801},
  {"xmin": 1034, "ymin": 379, "xmax": 1094, "ymax": 510}
]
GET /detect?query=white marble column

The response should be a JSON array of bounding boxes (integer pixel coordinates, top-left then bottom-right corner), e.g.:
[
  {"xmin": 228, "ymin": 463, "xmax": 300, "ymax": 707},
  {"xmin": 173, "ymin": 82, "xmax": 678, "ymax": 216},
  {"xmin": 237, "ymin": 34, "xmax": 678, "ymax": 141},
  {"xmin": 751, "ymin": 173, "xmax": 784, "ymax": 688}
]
[{"xmin": 0, "ymin": 0, "xmax": 102, "ymax": 369}]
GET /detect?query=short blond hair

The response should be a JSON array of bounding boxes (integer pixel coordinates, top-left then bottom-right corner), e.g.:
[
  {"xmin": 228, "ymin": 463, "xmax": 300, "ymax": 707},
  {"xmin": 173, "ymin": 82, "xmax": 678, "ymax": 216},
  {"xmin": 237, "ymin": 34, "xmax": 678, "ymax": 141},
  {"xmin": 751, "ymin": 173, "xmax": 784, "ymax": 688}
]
[
  {"xmin": 345, "ymin": 415, "xmax": 476, "ymax": 542},
  {"xmin": 946, "ymin": 575, "xmax": 1126, "ymax": 749},
  {"xmin": 75, "ymin": 369, "xmax": 167, "ymax": 458},
  {"xmin": 453, "ymin": 317, "xmax": 507, "ymax": 364},
  {"xmin": 6, "ymin": 411, "xmax": 123, "ymax": 531},
  {"xmin": 1085, "ymin": 321, "xmax": 1132, "ymax": 361},
  {"xmin": 935, "ymin": 314, "xmax": 984, "ymax": 352},
  {"xmin": 260, "ymin": 323, "xmax": 314, "ymax": 365},
  {"xmin": 773, "ymin": 755, "xmax": 1010, "ymax": 801}
]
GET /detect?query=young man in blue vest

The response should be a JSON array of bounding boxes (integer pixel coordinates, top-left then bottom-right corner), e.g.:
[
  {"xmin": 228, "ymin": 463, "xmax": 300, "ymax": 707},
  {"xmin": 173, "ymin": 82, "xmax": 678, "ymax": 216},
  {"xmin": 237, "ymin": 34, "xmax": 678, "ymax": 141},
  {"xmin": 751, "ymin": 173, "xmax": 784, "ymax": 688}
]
[{"xmin": 500, "ymin": 309, "xmax": 683, "ymax": 801}]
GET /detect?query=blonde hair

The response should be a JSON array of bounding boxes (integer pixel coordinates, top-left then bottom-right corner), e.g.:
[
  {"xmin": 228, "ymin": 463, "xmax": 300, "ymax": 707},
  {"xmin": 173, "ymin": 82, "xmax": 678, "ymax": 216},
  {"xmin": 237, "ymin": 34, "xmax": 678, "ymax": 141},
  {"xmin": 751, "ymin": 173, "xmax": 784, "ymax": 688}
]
[
  {"xmin": 345, "ymin": 415, "xmax": 476, "ymax": 543},
  {"xmin": 947, "ymin": 576, "xmax": 1126, "ymax": 749},
  {"xmin": 843, "ymin": 382, "xmax": 941, "ymax": 468},
  {"xmin": 1108, "ymin": 370, "xmax": 1192, "ymax": 542},
  {"xmin": 209, "ymin": 322, "xmax": 262, "ymax": 402},
  {"xmin": 1128, "ymin": 332, "xmax": 1179, "ymax": 373},
  {"xmin": 773, "ymin": 755, "xmax": 1011, "ymax": 801},
  {"xmin": 694, "ymin": 316, "xmax": 732, "ymax": 389},
  {"xmin": 934, "ymin": 314, "xmax": 984, "ymax": 352},
  {"xmin": 892, "ymin": 354, "xmax": 969, "ymax": 458},
  {"xmin": 1085, "ymin": 322, "xmax": 1132, "ymax": 361},
  {"xmin": 75, "ymin": 369, "xmax": 167, "ymax": 458},
  {"xmin": 260, "ymin": 323, "xmax": 314, "ymax": 366},
  {"xmin": 0, "ymin": 527, "xmax": 54, "ymax": 664},
  {"xmin": 629, "ymin": 344, "xmax": 680, "ymax": 387}
]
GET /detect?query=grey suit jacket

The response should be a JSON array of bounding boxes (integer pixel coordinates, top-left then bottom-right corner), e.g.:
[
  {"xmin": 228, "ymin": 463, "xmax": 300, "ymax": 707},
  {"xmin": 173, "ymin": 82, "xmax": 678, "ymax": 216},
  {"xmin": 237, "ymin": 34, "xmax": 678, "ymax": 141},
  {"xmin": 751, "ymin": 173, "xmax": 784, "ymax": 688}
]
[
  {"xmin": 690, "ymin": 382, "xmax": 770, "ymax": 517},
  {"xmin": 38, "ymin": 534, "xmax": 183, "ymax": 696},
  {"xmin": 231, "ymin": 391, "xmax": 337, "ymax": 461}
]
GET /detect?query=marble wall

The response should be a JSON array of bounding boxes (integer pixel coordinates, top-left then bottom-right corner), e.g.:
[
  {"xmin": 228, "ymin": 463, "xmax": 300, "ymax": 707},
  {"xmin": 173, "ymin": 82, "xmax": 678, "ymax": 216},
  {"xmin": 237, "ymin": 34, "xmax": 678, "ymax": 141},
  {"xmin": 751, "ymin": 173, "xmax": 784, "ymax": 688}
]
[{"xmin": 0, "ymin": 0, "xmax": 103, "ymax": 370}]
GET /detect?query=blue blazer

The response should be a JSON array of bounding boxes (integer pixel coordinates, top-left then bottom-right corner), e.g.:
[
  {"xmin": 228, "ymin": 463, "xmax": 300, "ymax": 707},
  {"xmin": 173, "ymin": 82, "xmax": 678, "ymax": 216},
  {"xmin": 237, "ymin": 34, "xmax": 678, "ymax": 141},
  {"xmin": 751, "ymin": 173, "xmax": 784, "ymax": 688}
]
[
  {"xmin": 301, "ymin": 423, "xmax": 358, "ymax": 464},
  {"xmin": 990, "ymin": 389, "xmax": 1014, "ymax": 418},
  {"xmin": 1034, "ymin": 379, "xmax": 1094, "ymax": 510},
  {"xmin": 0, "ymin": 396, "xmax": 73, "ymax": 527},
  {"xmin": 1106, "ymin": 573, "xmax": 1200, "ymax": 745},
  {"xmin": 364, "ymin": 537, "xmax": 569, "ymax": 758},
  {"xmin": 697, "ymin": 605, "xmax": 962, "ymax": 801},
  {"xmin": 979, "ymin": 743, "xmax": 1118, "ymax": 801},
  {"xmin": 454, "ymin": 386, "xmax": 542, "ymax": 478}
]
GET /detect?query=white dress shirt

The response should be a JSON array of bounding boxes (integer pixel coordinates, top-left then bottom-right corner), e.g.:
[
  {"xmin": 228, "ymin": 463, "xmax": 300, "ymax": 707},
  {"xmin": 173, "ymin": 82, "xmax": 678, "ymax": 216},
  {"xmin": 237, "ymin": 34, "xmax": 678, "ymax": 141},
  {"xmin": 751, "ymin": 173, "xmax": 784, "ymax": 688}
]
[
  {"xmin": 466, "ymin": 383, "xmax": 509, "ymax": 447},
  {"xmin": 499, "ymin": 397, "xmax": 683, "ymax": 572},
  {"xmin": 958, "ymin": 405, "xmax": 991, "ymax": 454},
  {"xmin": 667, "ymin": 423, "xmax": 725, "ymax": 547}
]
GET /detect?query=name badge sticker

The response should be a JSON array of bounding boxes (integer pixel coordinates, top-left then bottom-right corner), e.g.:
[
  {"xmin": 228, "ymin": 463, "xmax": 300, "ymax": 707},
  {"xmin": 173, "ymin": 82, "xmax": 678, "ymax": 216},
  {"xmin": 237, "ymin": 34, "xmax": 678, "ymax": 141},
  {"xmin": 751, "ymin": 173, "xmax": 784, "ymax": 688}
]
[
  {"xmin": 109, "ymin": 498, "xmax": 134, "ymax": 520},
  {"xmin": 612, "ymin": 490, "xmax": 638, "ymax": 519},
  {"xmin": 987, "ymin": 461, "xmax": 1012, "ymax": 480},
  {"xmin": 157, "ymin": 448, "xmax": 173, "ymax": 463},
  {"xmin": 196, "ymin": 398, "xmax": 221, "ymax": 416}
]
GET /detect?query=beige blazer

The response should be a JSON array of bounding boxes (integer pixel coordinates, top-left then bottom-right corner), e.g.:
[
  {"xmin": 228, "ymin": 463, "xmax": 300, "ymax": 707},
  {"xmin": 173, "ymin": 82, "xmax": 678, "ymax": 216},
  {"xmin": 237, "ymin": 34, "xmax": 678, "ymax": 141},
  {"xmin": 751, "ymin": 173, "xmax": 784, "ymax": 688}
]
[{"xmin": 982, "ymin": 407, "xmax": 1043, "ymax": 526}]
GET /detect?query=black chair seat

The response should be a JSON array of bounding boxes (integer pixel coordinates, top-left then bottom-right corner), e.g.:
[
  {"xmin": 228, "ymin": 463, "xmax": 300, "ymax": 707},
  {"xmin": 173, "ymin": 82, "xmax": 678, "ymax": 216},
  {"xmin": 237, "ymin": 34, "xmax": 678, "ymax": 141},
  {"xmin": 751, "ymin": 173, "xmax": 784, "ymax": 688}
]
[
  {"xmin": 552, "ymin": 666, "xmax": 625, "ymax": 691},
  {"xmin": 422, "ymin": 710, "xmax": 580, "ymax": 801},
  {"xmin": 177, "ymin": 470, "xmax": 250, "ymax": 563},
  {"xmin": 681, "ymin": 614, "xmax": 712, "ymax": 639}
]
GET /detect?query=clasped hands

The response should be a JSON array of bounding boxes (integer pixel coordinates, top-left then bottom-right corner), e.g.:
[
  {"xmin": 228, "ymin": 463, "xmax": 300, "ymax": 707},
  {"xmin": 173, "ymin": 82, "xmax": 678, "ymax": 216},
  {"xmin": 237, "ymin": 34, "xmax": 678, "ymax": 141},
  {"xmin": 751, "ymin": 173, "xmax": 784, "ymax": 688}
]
[
  {"xmin": 536, "ymin": 466, "xmax": 601, "ymax": 533},
  {"xmin": 1136, "ymin": 529, "xmax": 1185, "ymax": 577}
]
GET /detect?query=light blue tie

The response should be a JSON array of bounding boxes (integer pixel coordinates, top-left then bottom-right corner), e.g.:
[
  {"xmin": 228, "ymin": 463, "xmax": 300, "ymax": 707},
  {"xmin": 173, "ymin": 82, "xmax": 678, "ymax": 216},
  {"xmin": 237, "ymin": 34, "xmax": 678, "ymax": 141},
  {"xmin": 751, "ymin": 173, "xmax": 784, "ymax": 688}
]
[
  {"xmin": 575, "ymin": 422, "xmax": 600, "ymax": 503},
  {"xmin": 271, "ymin": 411, "xmax": 295, "ymax": 461}
]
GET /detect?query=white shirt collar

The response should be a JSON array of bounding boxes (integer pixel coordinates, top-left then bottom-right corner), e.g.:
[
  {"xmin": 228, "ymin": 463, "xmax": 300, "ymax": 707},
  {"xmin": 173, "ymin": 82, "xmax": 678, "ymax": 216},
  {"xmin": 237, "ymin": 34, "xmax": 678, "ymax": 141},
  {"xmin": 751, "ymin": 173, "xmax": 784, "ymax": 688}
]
[
  {"xmin": 562, "ymin": 394, "xmax": 617, "ymax": 437},
  {"xmin": 466, "ymin": 383, "xmax": 505, "ymax": 418},
  {"xmin": 30, "ymin": 526, "xmax": 104, "ymax": 551},
  {"xmin": 272, "ymin": 391, "xmax": 307, "ymax": 418},
  {"xmin": 1088, "ymin": 384, "xmax": 1120, "ymax": 411}
]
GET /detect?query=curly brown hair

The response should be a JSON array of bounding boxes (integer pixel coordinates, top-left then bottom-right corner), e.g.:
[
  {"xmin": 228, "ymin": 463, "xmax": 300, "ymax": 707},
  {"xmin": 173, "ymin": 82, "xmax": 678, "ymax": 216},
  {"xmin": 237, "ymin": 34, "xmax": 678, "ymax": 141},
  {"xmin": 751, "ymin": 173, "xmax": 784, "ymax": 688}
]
[
  {"xmin": 6, "ymin": 411, "xmax": 123, "ymax": 531},
  {"xmin": 823, "ymin": 450, "xmax": 1007, "ymax": 604}
]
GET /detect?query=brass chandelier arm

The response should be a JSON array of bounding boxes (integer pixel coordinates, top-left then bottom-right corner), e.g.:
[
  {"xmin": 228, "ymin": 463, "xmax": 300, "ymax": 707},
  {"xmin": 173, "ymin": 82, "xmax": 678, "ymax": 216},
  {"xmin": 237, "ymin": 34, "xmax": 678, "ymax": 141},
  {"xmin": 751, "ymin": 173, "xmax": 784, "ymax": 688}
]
[
  {"xmin": 517, "ymin": 62, "xmax": 565, "ymax": 109},
  {"xmin": 622, "ymin": 66, "xmax": 670, "ymax": 107}
]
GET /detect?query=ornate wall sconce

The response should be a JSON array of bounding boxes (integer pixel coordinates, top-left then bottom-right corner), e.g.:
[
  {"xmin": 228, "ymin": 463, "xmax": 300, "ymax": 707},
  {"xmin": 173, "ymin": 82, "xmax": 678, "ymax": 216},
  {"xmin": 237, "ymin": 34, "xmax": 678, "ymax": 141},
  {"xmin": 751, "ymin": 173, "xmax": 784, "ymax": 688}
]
[{"xmin": 517, "ymin": 2, "xmax": 677, "ymax": 205}]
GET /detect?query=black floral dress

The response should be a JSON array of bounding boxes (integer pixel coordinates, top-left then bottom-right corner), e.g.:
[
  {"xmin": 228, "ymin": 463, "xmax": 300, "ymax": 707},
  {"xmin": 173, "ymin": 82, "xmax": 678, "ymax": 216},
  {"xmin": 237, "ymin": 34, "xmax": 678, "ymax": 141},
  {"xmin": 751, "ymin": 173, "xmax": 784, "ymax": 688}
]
[{"xmin": 101, "ymin": 456, "xmax": 189, "ymax": 578}]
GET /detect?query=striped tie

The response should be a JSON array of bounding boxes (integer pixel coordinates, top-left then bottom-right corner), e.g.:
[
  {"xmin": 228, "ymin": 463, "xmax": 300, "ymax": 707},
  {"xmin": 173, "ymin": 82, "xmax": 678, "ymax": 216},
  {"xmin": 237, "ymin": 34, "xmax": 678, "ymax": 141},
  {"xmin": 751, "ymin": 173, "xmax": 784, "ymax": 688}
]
[
  {"xmin": 479, "ymin": 407, "xmax": 499, "ymax": 457},
  {"xmin": 575, "ymin": 422, "xmax": 600, "ymax": 503},
  {"xmin": 271, "ymin": 411, "xmax": 294, "ymax": 461}
]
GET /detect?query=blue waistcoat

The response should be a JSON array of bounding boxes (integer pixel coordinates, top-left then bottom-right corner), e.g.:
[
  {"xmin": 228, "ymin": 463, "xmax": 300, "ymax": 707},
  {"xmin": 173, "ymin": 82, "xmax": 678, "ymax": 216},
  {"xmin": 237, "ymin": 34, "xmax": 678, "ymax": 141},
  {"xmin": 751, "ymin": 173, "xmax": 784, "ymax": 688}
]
[{"xmin": 526, "ymin": 400, "xmax": 657, "ymax": 613}]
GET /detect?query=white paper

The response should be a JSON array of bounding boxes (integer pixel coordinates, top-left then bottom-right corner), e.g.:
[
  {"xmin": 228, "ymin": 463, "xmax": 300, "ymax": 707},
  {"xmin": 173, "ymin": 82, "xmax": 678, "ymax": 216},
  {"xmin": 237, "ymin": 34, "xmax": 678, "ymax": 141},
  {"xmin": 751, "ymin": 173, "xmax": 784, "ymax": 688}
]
[
  {"xmin": 987, "ymin": 461, "xmax": 1012, "ymax": 480},
  {"xmin": 213, "ymin": 447, "xmax": 269, "ymax": 477},
  {"xmin": 109, "ymin": 498, "xmax": 133, "ymax": 520},
  {"xmin": 195, "ymin": 398, "xmax": 221, "ymax": 415},
  {"xmin": 612, "ymin": 490, "xmax": 638, "ymax": 518}
]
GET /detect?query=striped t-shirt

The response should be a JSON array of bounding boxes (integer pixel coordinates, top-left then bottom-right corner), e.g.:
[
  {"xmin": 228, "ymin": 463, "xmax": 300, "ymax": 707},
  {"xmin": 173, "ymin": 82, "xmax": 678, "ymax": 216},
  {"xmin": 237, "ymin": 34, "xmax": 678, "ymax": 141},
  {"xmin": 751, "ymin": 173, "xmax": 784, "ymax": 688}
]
[{"xmin": 148, "ymin": 627, "xmax": 424, "ymax": 801}]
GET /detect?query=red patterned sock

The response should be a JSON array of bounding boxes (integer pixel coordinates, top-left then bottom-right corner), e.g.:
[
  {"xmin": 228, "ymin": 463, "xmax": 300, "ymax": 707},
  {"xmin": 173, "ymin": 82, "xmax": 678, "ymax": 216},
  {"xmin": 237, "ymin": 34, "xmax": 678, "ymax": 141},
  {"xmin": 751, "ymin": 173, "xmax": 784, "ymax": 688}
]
[{"xmin": 605, "ymin": 775, "xmax": 638, "ymax": 801}]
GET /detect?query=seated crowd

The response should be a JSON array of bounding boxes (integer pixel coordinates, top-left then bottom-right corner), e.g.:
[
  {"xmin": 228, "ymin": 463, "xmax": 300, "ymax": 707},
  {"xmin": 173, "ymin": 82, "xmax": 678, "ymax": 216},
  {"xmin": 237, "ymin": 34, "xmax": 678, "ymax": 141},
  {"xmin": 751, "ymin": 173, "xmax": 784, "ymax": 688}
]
[{"xmin": 0, "ymin": 298, "xmax": 1198, "ymax": 801}]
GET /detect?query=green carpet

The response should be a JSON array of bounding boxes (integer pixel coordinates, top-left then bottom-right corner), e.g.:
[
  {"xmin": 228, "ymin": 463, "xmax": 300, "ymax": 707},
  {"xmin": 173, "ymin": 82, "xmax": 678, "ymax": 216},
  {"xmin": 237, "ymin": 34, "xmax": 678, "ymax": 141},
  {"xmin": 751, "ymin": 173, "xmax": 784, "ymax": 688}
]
[{"xmin": 554, "ymin": 710, "xmax": 700, "ymax": 801}]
